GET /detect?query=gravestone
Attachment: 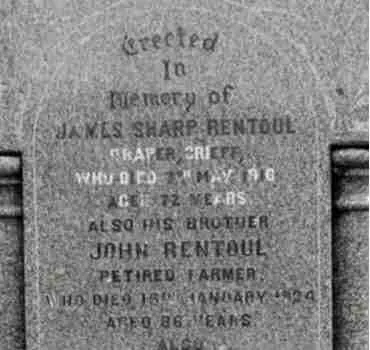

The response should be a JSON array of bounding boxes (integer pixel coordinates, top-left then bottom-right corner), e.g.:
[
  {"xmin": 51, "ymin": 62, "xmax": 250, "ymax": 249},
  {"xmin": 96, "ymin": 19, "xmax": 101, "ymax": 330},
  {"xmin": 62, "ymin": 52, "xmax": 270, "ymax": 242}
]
[{"xmin": 0, "ymin": 1, "xmax": 368, "ymax": 349}]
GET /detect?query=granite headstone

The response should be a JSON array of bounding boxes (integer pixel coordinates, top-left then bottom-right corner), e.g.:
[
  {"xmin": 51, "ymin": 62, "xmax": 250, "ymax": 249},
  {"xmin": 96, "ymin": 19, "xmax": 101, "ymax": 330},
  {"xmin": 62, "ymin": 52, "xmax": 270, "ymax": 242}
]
[{"xmin": 0, "ymin": 1, "xmax": 368, "ymax": 350}]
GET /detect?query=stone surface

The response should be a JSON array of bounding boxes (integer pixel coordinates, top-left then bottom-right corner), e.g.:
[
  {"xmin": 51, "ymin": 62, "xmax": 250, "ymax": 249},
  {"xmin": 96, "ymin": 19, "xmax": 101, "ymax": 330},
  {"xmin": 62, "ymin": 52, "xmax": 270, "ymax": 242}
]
[
  {"xmin": 333, "ymin": 211, "xmax": 369, "ymax": 349},
  {"xmin": 0, "ymin": 1, "xmax": 368, "ymax": 350},
  {"xmin": 332, "ymin": 147, "xmax": 369, "ymax": 349},
  {"xmin": 0, "ymin": 218, "xmax": 25, "ymax": 350},
  {"xmin": 0, "ymin": 157, "xmax": 24, "ymax": 350}
]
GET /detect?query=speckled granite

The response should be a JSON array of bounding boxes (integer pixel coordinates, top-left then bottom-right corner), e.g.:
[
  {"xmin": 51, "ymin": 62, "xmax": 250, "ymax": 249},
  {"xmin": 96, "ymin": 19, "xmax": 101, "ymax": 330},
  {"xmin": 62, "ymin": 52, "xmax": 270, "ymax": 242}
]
[
  {"xmin": 0, "ymin": 218, "xmax": 25, "ymax": 350},
  {"xmin": 332, "ymin": 147, "xmax": 368, "ymax": 349},
  {"xmin": 0, "ymin": 1, "xmax": 367, "ymax": 350},
  {"xmin": 0, "ymin": 157, "xmax": 24, "ymax": 350}
]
